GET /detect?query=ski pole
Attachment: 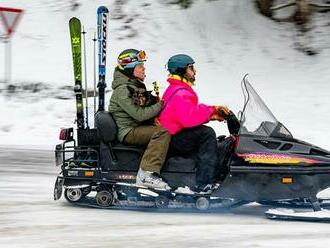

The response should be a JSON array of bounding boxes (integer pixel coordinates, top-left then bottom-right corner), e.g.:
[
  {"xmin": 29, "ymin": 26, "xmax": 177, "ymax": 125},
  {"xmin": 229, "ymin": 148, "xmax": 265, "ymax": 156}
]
[
  {"xmin": 93, "ymin": 32, "xmax": 97, "ymax": 115},
  {"xmin": 82, "ymin": 26, "xmax": 89, "ymax": 129}
]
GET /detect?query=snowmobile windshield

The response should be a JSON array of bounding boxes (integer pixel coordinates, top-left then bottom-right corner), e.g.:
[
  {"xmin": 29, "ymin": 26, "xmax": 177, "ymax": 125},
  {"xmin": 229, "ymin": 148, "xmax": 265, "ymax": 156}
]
[{"xmin": 238, "ymin": 75, "xmax": 293, "ymax": 139}]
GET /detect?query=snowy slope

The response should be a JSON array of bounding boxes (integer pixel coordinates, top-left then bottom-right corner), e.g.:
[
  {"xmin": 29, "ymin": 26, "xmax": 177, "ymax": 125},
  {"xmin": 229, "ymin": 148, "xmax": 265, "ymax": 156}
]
[{"xmin": 0, "ymin": 0, "xmax": 329, "ymax": 150}]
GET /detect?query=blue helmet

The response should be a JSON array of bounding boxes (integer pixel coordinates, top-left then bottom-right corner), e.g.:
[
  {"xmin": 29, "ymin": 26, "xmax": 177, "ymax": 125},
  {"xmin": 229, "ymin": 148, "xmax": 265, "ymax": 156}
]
[{"xmin": 167, "ymin": 54, "xmax": 195, "ymax": 75}]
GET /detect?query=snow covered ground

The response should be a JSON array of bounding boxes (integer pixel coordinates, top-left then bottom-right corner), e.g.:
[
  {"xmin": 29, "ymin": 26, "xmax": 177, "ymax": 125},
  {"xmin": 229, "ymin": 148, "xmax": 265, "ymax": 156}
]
[
  {"xmin": 0, "ymin": 0, "xmax": 329, "ymax": 149},
  {"xmin": 1, "ymin": 1, "xmax": 330, "ymax": 246},
  {"xmin": 1, "ymin": 148, "xmax": 330, "ymax": 248}
]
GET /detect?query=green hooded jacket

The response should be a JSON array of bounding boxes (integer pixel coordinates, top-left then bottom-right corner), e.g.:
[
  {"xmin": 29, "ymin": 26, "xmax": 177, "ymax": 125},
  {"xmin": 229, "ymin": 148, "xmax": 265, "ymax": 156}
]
[{"xmin": 108, "ymin": 69, "xmax": 162, "ymax": 142}]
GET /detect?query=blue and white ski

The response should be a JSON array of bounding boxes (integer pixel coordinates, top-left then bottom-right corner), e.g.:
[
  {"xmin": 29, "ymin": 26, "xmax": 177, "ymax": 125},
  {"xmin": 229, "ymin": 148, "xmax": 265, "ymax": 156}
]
[{"xmin": 97, "ymin": 6, "xmax": 109, "ymax": 112}]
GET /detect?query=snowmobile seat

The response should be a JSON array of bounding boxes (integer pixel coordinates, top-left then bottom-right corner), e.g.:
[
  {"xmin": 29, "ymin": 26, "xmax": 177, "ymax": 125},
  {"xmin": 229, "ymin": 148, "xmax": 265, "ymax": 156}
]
[
  {"xmin": 95, "ymin": 111, "xmax": 143, "ymax": 170},
  {"xmin": 107, "ymin": 152, "xmax": 196, "ymax": 173},
  {"xmin": 94, "ymin": 111, "xmax": 197, "ymax": 176},
  {"xmin": 95, "ymin": 111, "xmax": 118, "ymax": 144},
  {"xmin": 95, "ymin": 111, "xmax": 142, "ymax": 149}
]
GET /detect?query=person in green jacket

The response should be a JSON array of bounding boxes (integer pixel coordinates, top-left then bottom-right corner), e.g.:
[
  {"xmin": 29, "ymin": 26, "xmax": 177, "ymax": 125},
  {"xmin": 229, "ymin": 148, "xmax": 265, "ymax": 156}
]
[{"xmin": 109, "ymin": 49, "xmax": 171, "ymax": 190}]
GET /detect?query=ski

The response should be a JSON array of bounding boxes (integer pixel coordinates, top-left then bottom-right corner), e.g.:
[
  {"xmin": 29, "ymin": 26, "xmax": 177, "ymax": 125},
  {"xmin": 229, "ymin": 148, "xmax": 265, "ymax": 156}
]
[
  {"xmin": 69, "ymin": 17, "xmax": 85, "ymax": 129},
  {"xmin": 97, "ymin": 6, "xmax": 109, "ymax": 112},
  {"xmin": 265, "ymin": 208, "xmax": 330, "ymax": 222}
]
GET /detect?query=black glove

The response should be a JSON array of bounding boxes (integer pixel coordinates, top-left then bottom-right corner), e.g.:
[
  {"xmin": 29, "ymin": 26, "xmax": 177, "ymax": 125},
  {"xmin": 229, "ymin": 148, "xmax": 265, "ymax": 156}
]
[{"xmin": 226, "ymin": 113, "xmax": 240, "ymax": 135}]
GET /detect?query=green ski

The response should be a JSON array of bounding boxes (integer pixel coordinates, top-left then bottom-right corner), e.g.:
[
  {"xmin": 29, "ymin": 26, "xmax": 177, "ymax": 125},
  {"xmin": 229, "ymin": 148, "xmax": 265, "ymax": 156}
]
[{"xmin": 69, "ymin": 17, "xmax": 85, "ymax": 129}]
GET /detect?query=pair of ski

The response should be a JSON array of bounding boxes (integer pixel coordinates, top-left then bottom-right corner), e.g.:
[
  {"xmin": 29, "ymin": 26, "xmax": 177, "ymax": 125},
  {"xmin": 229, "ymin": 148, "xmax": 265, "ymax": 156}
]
[{"xmin": 69, "ymin": 6, "xmax": 109, "ymax": 130}]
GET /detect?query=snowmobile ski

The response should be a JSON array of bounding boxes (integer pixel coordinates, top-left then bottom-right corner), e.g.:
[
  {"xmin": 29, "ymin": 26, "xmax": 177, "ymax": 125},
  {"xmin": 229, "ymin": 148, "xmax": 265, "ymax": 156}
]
[
  {"xmin": 69, "ymin": 17, "xmax": 84, "ymax": 129},
  {"xmin": 259, "ymin": 198, "xmax": 330, "ymax": 209},
  {"xmin": 265, "ymin": 208, "xmax": 330, "ymax": 222},
  {"xmin": 97, "ymin": 6, "xmax": 109, "ymax": 111}
]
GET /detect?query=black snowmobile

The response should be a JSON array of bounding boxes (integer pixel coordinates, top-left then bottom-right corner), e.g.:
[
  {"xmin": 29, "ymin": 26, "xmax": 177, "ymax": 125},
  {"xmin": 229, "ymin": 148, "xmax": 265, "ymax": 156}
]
[{"xmin": 54, "ymin": 75, "xmax": 330, "ymax": 221}]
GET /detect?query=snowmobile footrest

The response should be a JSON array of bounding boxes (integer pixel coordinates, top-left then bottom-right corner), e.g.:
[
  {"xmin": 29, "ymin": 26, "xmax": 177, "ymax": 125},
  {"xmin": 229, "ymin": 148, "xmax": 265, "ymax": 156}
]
[{"xmin": 308, "ymin": 198, "xmax": 322, "ymax": 211}]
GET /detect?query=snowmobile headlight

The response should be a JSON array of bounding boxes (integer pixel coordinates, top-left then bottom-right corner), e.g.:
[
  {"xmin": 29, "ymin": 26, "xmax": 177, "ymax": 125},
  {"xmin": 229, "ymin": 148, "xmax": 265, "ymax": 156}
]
[{"xmin": 281, "ymin": 177, "xmax": 293, "ymax": 184}]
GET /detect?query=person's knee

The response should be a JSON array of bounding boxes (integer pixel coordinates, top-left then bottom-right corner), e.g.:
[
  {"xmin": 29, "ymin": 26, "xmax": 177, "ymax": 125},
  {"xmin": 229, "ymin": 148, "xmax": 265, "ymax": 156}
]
[
  {"xmin": 152, "ymin": 126, "xmax": 170, "ymax": 140},
  {"xmin": 154, "ymin": 126, "xmax": 166, "ymax": 132}
]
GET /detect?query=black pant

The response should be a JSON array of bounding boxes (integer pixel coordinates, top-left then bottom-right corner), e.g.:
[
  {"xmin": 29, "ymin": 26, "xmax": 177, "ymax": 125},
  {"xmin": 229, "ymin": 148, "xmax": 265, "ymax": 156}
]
[{"xmin": 169, "ymin": 125, "xmax": 219, "ymax": 186}]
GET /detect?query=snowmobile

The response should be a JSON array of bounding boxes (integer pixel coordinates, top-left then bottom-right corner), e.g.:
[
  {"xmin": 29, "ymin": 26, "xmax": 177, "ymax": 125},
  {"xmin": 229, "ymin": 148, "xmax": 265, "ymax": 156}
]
[{"xmin": 54, "ymin": 75, "xmax": 330, "ymax": 221}]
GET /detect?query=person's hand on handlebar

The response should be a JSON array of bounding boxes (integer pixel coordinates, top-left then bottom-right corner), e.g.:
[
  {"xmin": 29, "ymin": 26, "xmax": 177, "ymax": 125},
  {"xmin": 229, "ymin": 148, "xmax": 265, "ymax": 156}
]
[{"xmin": 210, "ymin": 105, "xmax": 231, "ymax": 121}]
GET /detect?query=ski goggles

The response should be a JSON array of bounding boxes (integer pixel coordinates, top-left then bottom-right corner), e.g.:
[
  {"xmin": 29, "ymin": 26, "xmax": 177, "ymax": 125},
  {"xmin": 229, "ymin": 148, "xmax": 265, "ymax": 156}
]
[
  {"xmin": 118, "ymin": 50, "xmax": 147, "ymax": 66},
  {"xmin": 123, "ymin": 61, "xmax": 144, "ymax": 69}
]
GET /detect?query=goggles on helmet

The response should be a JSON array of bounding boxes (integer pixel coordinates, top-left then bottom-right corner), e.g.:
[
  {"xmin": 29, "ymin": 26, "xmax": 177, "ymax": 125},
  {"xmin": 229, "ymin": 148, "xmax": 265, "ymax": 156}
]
[
  {"xmin": 118, "ymin": 50, "xmax": 147, "ymax": 67},
  {"xmin": 123, "ymin": 61, "xmax": 144, "ymax": 69}
]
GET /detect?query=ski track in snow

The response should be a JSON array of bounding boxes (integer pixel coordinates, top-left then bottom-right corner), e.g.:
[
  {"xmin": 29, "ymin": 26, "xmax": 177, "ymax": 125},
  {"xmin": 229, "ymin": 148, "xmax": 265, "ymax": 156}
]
[{"xmin": 1, "ymin": 147, "xmax": 330, "ymax": 248}]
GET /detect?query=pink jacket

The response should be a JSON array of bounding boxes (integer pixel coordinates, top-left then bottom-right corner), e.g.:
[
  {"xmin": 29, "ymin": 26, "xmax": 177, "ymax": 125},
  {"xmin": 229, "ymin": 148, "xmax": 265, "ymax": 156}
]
[{"xmin": 159, "ymin": 76, "xmax": 215, "ymax": 135}]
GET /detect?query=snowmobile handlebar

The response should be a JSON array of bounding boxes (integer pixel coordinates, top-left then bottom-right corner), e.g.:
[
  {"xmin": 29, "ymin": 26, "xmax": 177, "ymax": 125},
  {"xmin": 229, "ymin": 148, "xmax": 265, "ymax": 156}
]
[{"xmin": 225, "ymin": 112, "xmax": 240, "ymax": 136}]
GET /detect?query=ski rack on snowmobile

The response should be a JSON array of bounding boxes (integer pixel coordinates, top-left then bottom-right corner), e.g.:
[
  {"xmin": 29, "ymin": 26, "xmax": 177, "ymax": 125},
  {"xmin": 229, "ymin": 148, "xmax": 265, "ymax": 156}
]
[{"xmin": 55, "ymin": 139, "xmax": 99, "ymax": 169}]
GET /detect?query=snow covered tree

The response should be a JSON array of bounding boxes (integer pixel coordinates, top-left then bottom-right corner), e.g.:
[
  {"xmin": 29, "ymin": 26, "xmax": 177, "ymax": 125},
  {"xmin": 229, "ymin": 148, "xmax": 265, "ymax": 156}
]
[
  {"xmin": 256, "ymin": 0, "xmax": 330, "ymax": 24},
  {"xmin": 255, "ymin": 0, "xmax": 330, "ymax": 55}
]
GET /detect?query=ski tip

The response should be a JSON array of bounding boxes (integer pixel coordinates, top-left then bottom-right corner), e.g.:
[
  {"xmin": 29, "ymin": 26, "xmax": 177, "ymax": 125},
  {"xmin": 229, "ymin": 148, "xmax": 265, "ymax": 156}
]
[
  {"xmin": 69, "ymin": 17, "xmax": 81, "ymax": 23},
  {"xmin": 265, "ymin": 208, "xmax": 330, "ymax": 222},
  {"xmin": 97, "ymin": 6, "xmax": 109, "ymax": 14}
]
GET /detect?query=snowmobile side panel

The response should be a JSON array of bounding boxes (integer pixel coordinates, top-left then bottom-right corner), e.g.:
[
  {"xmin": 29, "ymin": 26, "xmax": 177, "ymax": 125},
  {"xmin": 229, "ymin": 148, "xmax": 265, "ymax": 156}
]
[
  {"xmin": 230, "ymin": 165, "xmax": 330, "ymax": 174},
  {"xmin": 236, "ymin": 135, "xmax": 330, "ymax": 164},
  {"xmin": 212, "ymin": 171, "xmax": 330, "ymax": 202}
]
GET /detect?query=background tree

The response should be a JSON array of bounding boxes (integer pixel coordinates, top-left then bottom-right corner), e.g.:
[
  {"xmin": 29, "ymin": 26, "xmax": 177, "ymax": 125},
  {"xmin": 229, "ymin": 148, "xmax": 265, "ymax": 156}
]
[{"xmin": 255, "ymin": 0, "xmax": 330, "ymax": 55}]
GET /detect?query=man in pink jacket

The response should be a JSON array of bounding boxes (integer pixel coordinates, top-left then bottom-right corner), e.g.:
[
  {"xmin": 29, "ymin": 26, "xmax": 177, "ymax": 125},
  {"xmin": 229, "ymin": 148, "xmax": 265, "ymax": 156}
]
[{"xmin": 159, "ymin": 54, "xmax": 231, "ymax": 192}]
